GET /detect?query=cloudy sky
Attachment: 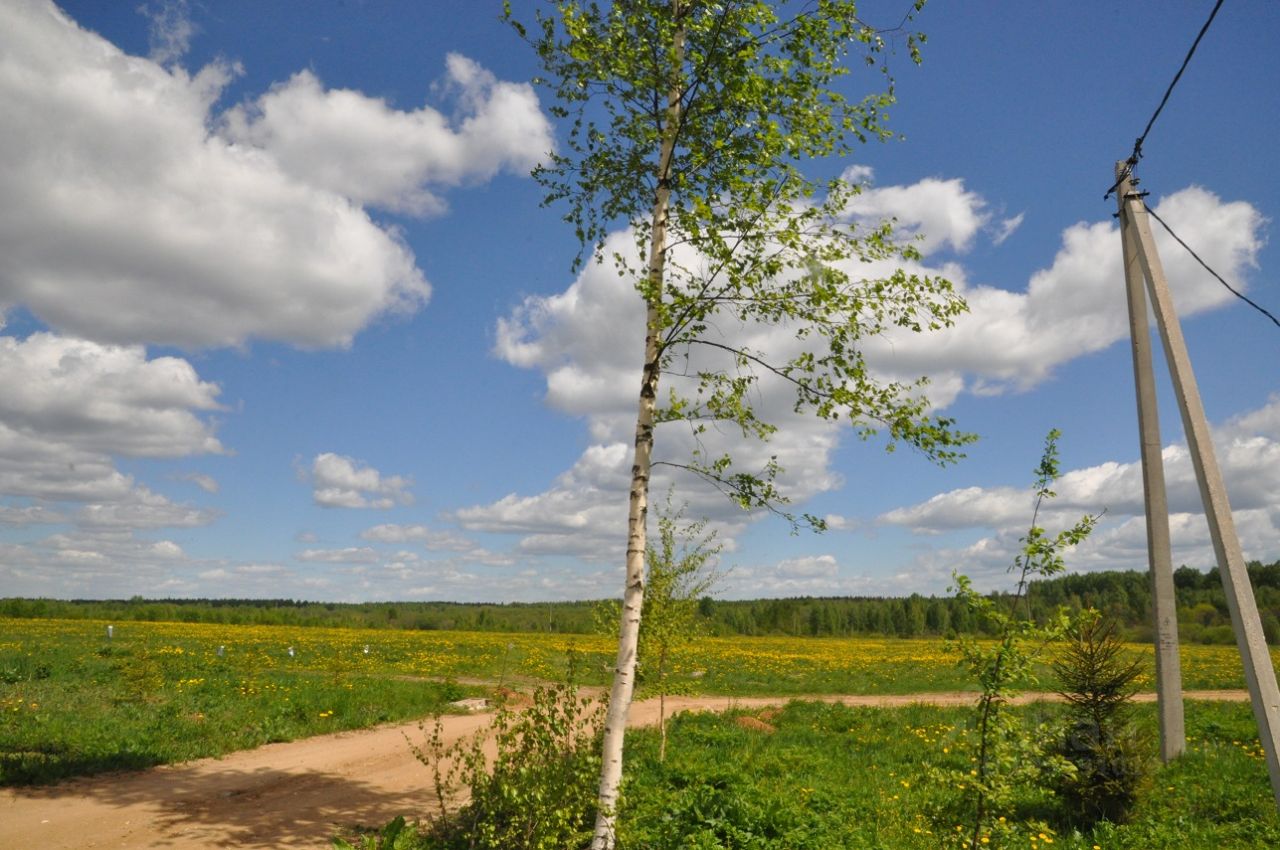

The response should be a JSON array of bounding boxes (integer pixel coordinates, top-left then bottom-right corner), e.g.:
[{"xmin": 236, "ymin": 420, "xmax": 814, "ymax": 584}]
[{"xmin": 1, "ymin": 0, "xmax": 1277, "ymax": 602}]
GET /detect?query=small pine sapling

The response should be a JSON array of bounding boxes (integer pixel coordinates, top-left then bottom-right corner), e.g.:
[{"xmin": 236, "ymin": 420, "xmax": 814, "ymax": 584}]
[{"xmin": 1052, "ymin": 611, "xmax": 1150, "ymax": 825}]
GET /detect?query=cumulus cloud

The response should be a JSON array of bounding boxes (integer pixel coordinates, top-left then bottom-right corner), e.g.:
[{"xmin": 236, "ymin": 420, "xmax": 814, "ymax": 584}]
[
  {"xmin": 0, "ymin": 330, "xmax": 224, "ymax": 590},
  {"xmin": 75, "ymin": 487, "xmax": 217, "ymax": 528},
  {"xmin": 840, "ymin": 174, "xmax": 990, "ymax": 253},
  {"xmin": 839, "ymin": 164, "xmax": 875, "ymax": 185},
  {"xmin": 0, "ymin": 529, "xmax": 191, "ymax": 591},
  {"xmin": 0, "ymin": 333, "xmax": 223, "ymax": 457},
  {"xmin": 879, "ymin": 395, "xmax": 1280, "ymax": 587},
  {"xmin": 0, "ymin": 334, "xmax": 222, "ymax": 508},
  {"xmin": 311, "ymin": 453, "xmax": 413, "ymax": 509},
  {"xmin": 0, "ymin": 1, "xmax": 431, "ymax": 348},
  {"xmin": 862, "ymin": 186, "xmax": 1265, "ymax": 398},
  {"xmin": 454, "ymin": 444, "xmax": 633, "ymax": 562},
  {"xmin": 0, "ymin": 504, "xmax": 66, "ymax": 526},
  {"xmin": 222, "ymin": 54, "xmax": 553, "ymax": 217},
  {"xmin": 822, "ymin": 514, "xmax": 858, "ymax": 531},
  {"xmin": 479, "ymin": 176, "xmax": 1265, "ymax": 564}
]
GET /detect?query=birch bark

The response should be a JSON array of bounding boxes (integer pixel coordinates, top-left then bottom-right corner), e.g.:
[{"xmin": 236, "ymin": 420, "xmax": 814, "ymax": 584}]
[{"xmin": 590, "ymin": 5, "xmax": 684, "ymax": 846}]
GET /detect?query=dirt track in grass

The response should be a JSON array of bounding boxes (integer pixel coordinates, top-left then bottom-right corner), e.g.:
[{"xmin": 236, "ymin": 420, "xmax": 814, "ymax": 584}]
[{"xmin": 0, "ymin": 689, "xmax": 1248, "ymax": 849}]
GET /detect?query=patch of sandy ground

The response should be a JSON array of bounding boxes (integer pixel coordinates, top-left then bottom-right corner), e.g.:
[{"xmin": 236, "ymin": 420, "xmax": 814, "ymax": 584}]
[{"xmin": 0, "ymin": 690, "xmax": 1247, "ymax": 849}]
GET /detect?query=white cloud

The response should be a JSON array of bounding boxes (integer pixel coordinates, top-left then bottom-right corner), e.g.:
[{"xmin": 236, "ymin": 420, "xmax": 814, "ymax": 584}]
[
  {"xmin": 139, "ymin": 0, "xmax": 195, "ymax": 65},
  {"xmin": 722, "ymin": 553, "xmax": 906, "ymax": 598},
  {"xmin": 179, "ymin": 472, "xmax": 220, "ymax": 494},
  {"xmin": 822, "ymin": 514, "xmax": 858, "ymax": 531},
  {"xmin": 0, "ymin": 504, "xmax": 66, "ymax": 526},
  {"xmin": 840, "ymin": 164, "xmax": 875, "ymax": 185},
  {"xmin": 40, "ymin": 529, "xmax": 187, "ymax": 566},
  {"xmin": 361, "ymin": 523, "xmax": 476, "ymax": 552},
  {"xmin": 297, "ymin": 547, "xmax": 383, "ymax": 564},
  {"xmin": 481, "ymin": 177, "xmax": 1264, "ymax": 565},
  {"xmin": 75, "ymin": 487, "xmax": 217, "ymax": 528},
  {"xmin": 0, "ymin": 333, "xmax": 223, "ymax": 457},
  {"xmin": 359, "ymin": 523, "xmax": 516, "ymax": 566},
  {"xmin": 361, "ymin": 523, "xmax": 432, "ymax": 544},
  {"xmin": 222, "ymin": 54, "xmax": 552, "ymax": 217},
  {"xmin": 862, "ymin": 186, "xmax": 1265, "ymax": 397},
  {"xmin": 879, "ymin": 395, "xmax": 1280, "ymax": 588},
  {"xmin": 454, "ymin": 443, "xmax": 632, "ymax": 562},
  {"xmin": 0, "ymin": 1, "xmax": 431, "ymax": 348},
  {"xmin": 311, "ymin": 453, "xmax": 413, "ymax": 509},
  {"xmin": 841, "ymin": 176, "xmax": 990, "ymax": 253},
  {"xmin": 777, "ymin": 554, "xmax": 839, "ymax": 578},
  {"xmin": 0, "ymin": 335, "xmax": 223, "ymax": 525},
  {"xmin": 991, "ymin": 212, "xmax": 1025, "ymax": 246},
  {"xmin": 0, "ymin": 330, "xmax": 230, "ymax": 584},
  {"xmin": 479, "ymin": 184, "xmax": 984, "ymax": 557}
]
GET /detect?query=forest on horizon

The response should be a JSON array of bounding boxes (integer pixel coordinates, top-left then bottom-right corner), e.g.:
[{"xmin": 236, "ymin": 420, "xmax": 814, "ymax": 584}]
[{"xmin": 4, "ymin": 560, "xmax": 1280, "ymax": 646}]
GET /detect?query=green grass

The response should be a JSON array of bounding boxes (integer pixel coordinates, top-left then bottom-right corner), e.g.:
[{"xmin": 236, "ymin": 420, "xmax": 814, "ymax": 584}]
[
  {"xmin": 7, "ymin": 617, "xmax": 1280, "ymax": 848},
  {"xmin": 617, "ymin": 700, "xmax": 1280, "ymax": 849},
  {"xmin": 2, "ymin": 615, "xmax": 1274, "ymax": 794},
  {"xmin": 0, "ymin": 622, "xmax": 478, "ymax": 785}
]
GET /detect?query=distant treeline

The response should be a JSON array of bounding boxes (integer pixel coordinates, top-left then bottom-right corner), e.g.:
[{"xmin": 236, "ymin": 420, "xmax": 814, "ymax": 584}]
[{"xmin": 4, "ymin": 560, "xmax": 1280, "ymax": 645}]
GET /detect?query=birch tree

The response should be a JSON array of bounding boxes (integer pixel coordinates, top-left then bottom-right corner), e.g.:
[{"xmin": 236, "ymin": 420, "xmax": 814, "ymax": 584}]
[{"xmin": 506, "ymin": 2, "xmax": 969, "ymax": 846}]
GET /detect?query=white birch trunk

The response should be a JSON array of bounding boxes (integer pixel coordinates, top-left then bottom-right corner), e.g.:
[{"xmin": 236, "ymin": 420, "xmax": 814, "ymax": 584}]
[{"xmin": 590, "ymin": 6, "xmax": 684, "ymax": 848}]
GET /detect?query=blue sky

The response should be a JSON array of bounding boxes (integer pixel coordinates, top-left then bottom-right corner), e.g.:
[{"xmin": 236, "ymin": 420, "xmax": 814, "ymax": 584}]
[{"xmin": 1, "ymin": 0, "xmax": 1277, "ymax": 602}]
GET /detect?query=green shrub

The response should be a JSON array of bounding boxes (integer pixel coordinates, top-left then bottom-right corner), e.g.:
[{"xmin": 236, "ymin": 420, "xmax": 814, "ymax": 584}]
[{"xmin": 414, "ymin": 682, "xmax": 604, "ymax": 850}]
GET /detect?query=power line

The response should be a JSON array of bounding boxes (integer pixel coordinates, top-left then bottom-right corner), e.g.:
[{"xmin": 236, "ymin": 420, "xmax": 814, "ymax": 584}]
[
  {"xmin": 1143, "ymin": 201, "xmax": 1280, "ymax": 330},
  {"xmin": 1104, "ymin": 0, "xmax": 1227, "ymax": 199}
]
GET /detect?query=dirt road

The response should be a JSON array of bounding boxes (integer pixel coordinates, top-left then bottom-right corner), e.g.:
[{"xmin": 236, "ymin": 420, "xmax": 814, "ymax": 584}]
[{"xmin": 0, "ymin": 690, "xmax": 1247, "ymax": 849}]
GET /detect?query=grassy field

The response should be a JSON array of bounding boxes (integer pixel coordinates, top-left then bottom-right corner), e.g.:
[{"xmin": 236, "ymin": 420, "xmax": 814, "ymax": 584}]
[
  {"xmin": 2, "ymin": 616, "xmax": 1277, "ymax": 787},
  {"xmin": 0, "ymin": 617, "xmax": 487, "ymax": 784},
  {"xmin": 6, "ymin": 617, "xmax": 1280, "ymax": 848},
  {"xmin": 619, "ymin": 699, "xmax": 1280, "ymax": 849}
]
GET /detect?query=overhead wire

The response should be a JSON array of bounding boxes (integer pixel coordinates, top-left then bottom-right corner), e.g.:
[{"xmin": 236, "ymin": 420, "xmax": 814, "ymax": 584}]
[
  {"xmin": 1104, "ymin": 1, "xmax": 1277, "ymax": 331},
  {"xmin": 1142, "ymin": 202, "xmax": 1280, "ymax": 330},
  {"xmin": 1104, "ymin": 0, "xmax": 1226, "ymax": 200}
]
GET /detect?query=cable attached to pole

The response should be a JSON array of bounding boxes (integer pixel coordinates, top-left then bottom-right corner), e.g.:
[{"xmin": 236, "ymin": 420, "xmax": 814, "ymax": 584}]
[
  {"xmin": 1142, "ymin": 201, "xmax": 1280, "ymax": 330},
  {"xmin": 1104, "ymin": 0, "xmax": 1227, "ymax": 199}
]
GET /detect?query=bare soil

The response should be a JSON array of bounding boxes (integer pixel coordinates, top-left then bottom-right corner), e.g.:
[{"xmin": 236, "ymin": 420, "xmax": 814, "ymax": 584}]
[{"xmin": 0, "ymin": 689, "xmax": 1246, "ymax": 849}]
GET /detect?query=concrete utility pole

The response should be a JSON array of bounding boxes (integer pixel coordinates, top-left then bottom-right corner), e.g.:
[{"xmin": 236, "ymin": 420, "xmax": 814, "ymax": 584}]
[
  {"xmin": 1115, "ymin": 162, "xmax": 1280, "ymax": 806},
  {"xmin": 1116, "ymin": 162, "xmax": 1184, "ymax": 762}
]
